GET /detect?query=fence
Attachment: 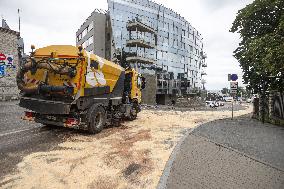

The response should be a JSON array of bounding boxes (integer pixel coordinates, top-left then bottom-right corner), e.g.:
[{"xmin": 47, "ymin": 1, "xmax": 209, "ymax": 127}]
[{"xmin": 253, "ymin": 91, "xmax": 284, "ymax": 125}]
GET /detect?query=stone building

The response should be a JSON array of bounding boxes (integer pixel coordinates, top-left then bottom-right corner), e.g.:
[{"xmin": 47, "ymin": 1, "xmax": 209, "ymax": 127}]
[{"xmin": 0, "ymin": 20, "xmax": 22, "ymax": 100}]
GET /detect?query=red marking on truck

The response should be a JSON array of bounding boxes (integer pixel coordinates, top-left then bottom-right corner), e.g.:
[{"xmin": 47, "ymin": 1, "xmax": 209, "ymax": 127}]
[
  {"xmin": 23, "ymin": 75, "xmax": 40, "ymax": 85},
  {"xmin": 77, "ymin": 61, "xmax": 84, "ymax": 89}
]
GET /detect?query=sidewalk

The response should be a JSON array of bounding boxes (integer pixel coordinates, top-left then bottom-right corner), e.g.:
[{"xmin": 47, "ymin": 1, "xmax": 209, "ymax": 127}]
[{"xmin": 158, "ymin": 114, "xmax": 284, "ymax": 189}]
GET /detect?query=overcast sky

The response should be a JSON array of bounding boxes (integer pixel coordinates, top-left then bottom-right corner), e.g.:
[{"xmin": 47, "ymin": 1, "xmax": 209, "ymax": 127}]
[{"xmin": 0, "ymin": 0, "xmax": 254, "ymax": 90}]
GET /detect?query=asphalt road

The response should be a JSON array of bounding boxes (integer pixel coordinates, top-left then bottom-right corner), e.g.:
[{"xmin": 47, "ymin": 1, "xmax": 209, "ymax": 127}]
[{"xmin": 0, "ymin": 101, "xmax": 75, "ymax": 179}]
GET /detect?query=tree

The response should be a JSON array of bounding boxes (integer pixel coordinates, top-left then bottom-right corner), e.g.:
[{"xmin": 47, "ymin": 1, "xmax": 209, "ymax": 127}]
[
  {"xmin": 230, "ymin": 0, "xmax": 284, "ymax": 93},
  {"xmin": 237, "ymin": 86, "xmax": 252, "ymax": 98},
  {"xmin": 221, "ymin": 88, "xmax": 229, "ymax": 95}
]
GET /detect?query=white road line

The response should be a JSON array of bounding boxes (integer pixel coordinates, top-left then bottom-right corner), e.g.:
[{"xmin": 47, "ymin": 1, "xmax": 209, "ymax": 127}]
[{"xmin": 0, "ymin": 128, "xmax": 34, "ymax": 137}]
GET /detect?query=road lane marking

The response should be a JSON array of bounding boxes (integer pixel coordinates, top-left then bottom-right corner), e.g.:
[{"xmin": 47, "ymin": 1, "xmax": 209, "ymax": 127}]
[{"xmin": 0, "ymin": 128, "xmax": 34, "ymax": 137}]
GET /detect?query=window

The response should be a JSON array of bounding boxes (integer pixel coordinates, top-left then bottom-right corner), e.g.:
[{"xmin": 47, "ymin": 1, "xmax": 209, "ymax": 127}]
[
  {"xmin": 82, "ymin": 28, "xmax": 87, "ymax": 38},
  {"xmin": 88, "ymin": 22, "xmax": 93, "ymax": 32},
  {"xmin": 82, "ymin": 36, "xmax": 93, "ymax": 49},
  {"xmin": 181, "ymin": 55, "xmax": 185, "ymax": 63},
  {"xmin": 77, "ymin": 33, "xmax": 82, "ymax": 42},
  {"xmin": 182, "ymin": 29, "xmax": 185, "ymax": 36},
  {"xmin": 106, "ymin": 20, "xmax": 109, "ymax": 28},
  {"xmin": 87, "ymin": 36, "xmax": 93, "ymax": 47},
  {"xmin": 82, "ymin": 41, "xmax": 86, "ymax": 49},
  {"xmin": 107, "ymin": 33, "xmax": 111, "ymax": 41}
]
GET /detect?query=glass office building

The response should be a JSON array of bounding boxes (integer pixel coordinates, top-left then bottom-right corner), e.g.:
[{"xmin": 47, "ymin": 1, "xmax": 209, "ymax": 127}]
[{"xmin": 76, "ymin": 0, "xmax": 207, "ymax": 104}]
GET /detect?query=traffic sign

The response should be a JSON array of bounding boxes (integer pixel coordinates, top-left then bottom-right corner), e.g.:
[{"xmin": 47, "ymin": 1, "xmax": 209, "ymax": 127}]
[
  {"xmin": 228, "ymin": 74, "xmax": 238, "ymax": 81},
  {"xmin": 230, "ymin": 82, "xmax": 238, "ymax": 94},
  {"xmin": 0, "ymin": 53, "xmax": 6, "ymax": 61},
  {"xmin": 231, "ymin": 74, "xmax": 238, "ymax": 81},
  {"xmin": 230, "ymin": 82, "xmax": 238, "ymax": 90},
  {"xmin": 230, "ymin": 89, "xmax": 237, "ymax": 94},
  {"xmin": 0, "ymin": 65, "xmax": 5, "ymax": 77}
]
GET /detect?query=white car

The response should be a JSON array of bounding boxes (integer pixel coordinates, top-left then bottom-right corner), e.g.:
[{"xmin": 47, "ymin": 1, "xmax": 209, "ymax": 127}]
[
  {"xmin": 224, "ymin": 97, "xmax": 233, "ymax": 102},
  {"xmin": 246, "ymin": 98, "xmax": 253, "ymax": 103},
  {"xmin": 214, "ymin": 101, "xmax": 219, "ymax": 107},
  {"xmin": 206, "ymin": 101, "xmax": 217, "ymax": 108},
  {"xmin": 216, "ymin": 101, "xmax": 224, "ymax": 106}
]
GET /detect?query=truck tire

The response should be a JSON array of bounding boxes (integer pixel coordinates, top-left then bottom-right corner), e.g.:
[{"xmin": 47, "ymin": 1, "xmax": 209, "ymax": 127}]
[
  {"xmin": 128, "ymin": 104, "xmax": 139, "ymax": 121},
  {"xmin": 87, "ymin": 104, "xmax": 106, "ymax": 134}
]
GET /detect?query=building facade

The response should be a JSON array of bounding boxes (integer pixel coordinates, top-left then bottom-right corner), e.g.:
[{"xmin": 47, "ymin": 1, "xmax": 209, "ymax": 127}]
[
  {"xmin": 76, "ymin": 0, "xmax": 207, "ymax": 105},
  {"xmin": 76, "ymin": 9, "xmax": 108, "ymax": 58},
  {"xmin": 0, "ymin": 19, "xmax": 23, "ymax": 100}
]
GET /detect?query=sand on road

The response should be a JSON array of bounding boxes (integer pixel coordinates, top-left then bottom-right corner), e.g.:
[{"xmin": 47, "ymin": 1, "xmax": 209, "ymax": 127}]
[{"xmin": 0, "ymin": 105, "xmax": 252, "ymax": 189}]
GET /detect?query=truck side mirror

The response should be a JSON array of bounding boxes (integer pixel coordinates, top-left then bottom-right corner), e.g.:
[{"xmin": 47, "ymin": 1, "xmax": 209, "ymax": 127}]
[
  {"xmin": 90, "ymin": 60, "xmax": 99, "ymax": 70},
  {"xmin": 141, "ymin": 76, "xmax": 146, "ymax": 90}
]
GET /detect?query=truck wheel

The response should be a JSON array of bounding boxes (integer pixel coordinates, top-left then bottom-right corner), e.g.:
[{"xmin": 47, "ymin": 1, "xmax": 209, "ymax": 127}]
[
  {"xmin": 128, "ymin": 105, "xmax": 138, "ymax": 121},
  {"xmin": 87, "ymin": 105, "xmax": 106, "ymax": 134}
]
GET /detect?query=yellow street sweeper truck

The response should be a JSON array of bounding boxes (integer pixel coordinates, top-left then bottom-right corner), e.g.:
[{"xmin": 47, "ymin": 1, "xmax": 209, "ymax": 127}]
[{"xmin": 17, "ymin": 45, "xmax": 145, "ymax": 133}]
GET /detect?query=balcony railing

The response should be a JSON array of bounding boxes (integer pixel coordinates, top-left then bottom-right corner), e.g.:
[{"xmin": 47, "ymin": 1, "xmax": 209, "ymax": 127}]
[
  {"xmin": 126, "ymin": 55, "xmax": 157, "ymax": 64},
  {"xmin": 127, "ymin": 19, "xmax": 157, "ymax": 34},
  {"xmin": 126, "ymin": 39, "xmax": 156, "ymax": 49}
]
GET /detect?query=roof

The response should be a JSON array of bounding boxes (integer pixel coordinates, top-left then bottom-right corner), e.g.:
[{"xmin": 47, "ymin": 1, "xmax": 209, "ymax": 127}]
[
  {"xmin": 0, "ymin": 27, "xmax": 20, "ymax": 37},
  {"xmin": 34, "ymin": 45, "xmax": 80, "ymax": 58}
]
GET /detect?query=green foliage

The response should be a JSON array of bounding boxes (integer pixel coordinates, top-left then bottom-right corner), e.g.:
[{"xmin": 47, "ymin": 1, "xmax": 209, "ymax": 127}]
[
  {"xmin": 221, "ymin": 88, "xmax": 229, "ymax": 94},
  {"xmin": 237, "ymin": 86, "xmax": 251, "ymax": 98},
  {"xmin": 230, "ymin": 0, "xmax": 284, "ymax": 93}
]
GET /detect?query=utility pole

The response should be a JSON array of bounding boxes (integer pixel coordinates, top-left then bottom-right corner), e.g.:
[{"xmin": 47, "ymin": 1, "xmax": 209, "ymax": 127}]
[
  {"xmin": 18, "ymin": 9, "xmax": 21, "ymax": 33},
  {"xmin": 231, "ymin": 95, "xmax": 234, "ymax": 119},
  {"xmin": 228, "ymin": 74, "xmax": 238, "ymax": 120}
]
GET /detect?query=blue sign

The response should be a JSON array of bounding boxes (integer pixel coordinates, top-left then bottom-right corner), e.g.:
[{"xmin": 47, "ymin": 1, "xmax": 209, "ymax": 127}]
[
  {"xmin": 231, "ymin": 74, "xmax": 238, "ymax": 81},
  {"xmin": 0, "ymin": 65, "xmax": 5, "ymax": 77}
]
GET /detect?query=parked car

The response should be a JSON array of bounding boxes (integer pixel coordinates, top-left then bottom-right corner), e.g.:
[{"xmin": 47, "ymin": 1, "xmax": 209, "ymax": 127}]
[
  {"xmin": 206, "ymin": 101, "xmax": 217, "ymax": 108},
  {"xmin": 246, "ymin": 98, "xmax": 254, "ymax": 103},
  {"xmin": 217, "ymin": 101, "xmax": 224, "ymax": 106},
  {"xmin": 214, "ymin": 101, "xmax": 219, "ymax": 107},
  {"xmin": 224, "ymin": 97, "xmax": 233, "ymax": 102}
]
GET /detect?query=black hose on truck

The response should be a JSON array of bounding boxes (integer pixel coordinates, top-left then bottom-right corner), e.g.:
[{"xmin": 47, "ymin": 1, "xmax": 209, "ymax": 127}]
[{"xmin": 17, "ymin": 58, "xmax": 76, "ymax": 94}]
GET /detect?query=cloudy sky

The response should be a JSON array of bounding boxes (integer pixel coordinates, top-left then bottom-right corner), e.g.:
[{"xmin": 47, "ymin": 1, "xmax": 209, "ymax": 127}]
[{"xmin": 0, "ymin": 0, "xmax": 254, "ymax": 90}]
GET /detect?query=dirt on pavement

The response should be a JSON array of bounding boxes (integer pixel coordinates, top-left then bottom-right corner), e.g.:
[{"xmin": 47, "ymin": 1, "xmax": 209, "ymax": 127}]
[{"xmin": 0, "ymin": 104, "xmax": 252, "ymax": 189}]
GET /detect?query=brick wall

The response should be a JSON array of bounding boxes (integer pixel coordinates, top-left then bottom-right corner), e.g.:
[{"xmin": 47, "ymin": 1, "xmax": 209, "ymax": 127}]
[{"xmin": 0, "ymin": 27, "xmax": 20, "ymax": 100}]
